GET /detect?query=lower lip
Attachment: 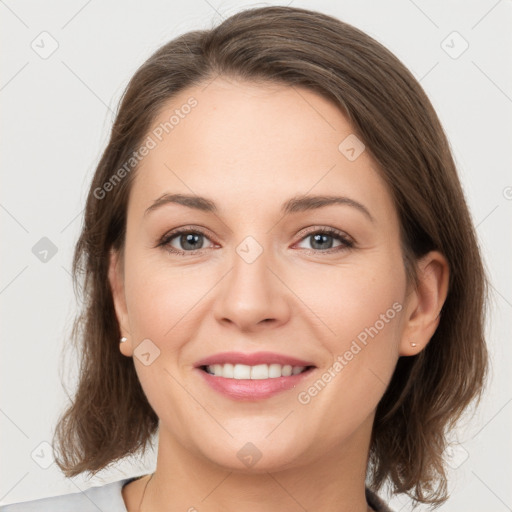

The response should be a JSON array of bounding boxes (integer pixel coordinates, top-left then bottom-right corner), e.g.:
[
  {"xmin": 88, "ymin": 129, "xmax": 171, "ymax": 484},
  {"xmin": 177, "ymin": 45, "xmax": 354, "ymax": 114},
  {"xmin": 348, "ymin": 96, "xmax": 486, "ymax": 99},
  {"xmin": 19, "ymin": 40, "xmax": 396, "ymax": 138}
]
[{"xmin": 196, "ymin": 367, "xmax": 315, "ymax": 400}]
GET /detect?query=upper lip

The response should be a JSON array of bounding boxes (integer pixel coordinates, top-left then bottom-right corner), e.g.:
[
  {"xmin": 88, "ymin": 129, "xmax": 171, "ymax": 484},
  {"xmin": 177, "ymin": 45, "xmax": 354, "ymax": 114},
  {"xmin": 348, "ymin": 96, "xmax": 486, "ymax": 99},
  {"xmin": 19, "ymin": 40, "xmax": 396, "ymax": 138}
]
[{"xmin": 195, "ymin": 351, "xmax": 315, "ymax": 368}]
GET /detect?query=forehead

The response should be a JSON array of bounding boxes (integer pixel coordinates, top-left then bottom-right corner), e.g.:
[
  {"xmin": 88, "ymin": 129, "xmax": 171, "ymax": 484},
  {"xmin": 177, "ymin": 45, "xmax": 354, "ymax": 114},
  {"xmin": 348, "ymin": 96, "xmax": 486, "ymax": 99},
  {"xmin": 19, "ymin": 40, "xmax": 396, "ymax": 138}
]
[{"xmin": 129, "ymin": 77, "xmax": 396, "ymax": 221}]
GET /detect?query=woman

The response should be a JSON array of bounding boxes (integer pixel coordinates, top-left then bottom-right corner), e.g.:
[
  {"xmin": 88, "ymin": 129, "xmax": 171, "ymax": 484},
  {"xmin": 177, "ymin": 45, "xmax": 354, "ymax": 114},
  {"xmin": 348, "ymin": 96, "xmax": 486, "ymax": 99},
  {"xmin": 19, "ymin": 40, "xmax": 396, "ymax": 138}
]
[{"xmin": 1, "ymin": 5, "xmax": 488, "ymax": 511}]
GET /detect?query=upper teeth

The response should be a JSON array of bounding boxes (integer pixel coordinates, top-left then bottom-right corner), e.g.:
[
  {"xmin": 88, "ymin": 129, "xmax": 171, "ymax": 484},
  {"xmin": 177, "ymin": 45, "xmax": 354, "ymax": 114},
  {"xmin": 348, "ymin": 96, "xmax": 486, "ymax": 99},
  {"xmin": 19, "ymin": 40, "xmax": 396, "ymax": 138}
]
[{"xmin": 205, "ymin": 363, "xmax": 306, "ymax": 379}]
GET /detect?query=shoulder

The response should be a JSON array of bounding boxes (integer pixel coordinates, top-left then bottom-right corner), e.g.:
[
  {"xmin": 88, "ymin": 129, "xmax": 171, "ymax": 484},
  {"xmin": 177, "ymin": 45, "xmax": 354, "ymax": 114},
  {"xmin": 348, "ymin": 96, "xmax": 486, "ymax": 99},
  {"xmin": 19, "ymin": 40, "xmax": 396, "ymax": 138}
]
[
  {"xmin": 0, "ymin": 476, "xmax": 141, "ymax": 512},
  {"xmin": 366, "ymin": 487, "xmax": 395, "ymax": 512}
]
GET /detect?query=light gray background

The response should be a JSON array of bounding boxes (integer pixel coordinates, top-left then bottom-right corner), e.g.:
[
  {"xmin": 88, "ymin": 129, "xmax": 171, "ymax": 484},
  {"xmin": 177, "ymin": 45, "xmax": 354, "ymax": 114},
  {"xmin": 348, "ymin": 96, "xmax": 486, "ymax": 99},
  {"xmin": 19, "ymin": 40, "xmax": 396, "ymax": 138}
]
[{"xmin": 1, "ymin": 0, "xmax": 511, "ymax": 510}]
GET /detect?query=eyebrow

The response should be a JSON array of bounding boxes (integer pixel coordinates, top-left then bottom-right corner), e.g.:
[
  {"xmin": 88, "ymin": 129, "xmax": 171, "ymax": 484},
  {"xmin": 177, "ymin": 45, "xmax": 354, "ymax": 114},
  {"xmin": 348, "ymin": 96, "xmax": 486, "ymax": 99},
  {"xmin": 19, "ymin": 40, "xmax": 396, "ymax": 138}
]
[{"xmin": 144, "ymin": 193, "xmax": 375, "ymax": 222}]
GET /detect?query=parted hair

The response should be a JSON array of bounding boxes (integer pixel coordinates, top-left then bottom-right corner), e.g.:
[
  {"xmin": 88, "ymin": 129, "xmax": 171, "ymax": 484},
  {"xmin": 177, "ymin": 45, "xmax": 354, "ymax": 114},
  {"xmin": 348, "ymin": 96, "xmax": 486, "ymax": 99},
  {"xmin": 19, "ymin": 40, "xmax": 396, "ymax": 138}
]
[{"xmin": 52, "ymin": 6, "xmax": 489, "ymax": 507}]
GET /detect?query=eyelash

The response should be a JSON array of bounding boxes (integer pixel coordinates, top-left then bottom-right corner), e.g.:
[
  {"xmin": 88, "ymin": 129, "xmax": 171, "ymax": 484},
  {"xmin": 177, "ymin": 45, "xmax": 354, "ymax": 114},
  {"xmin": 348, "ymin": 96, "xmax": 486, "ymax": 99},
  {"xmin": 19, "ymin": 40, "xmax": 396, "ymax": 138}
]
[{"xmin": 157, "ymin": 225, "xmax": 354, "ymax": 256}]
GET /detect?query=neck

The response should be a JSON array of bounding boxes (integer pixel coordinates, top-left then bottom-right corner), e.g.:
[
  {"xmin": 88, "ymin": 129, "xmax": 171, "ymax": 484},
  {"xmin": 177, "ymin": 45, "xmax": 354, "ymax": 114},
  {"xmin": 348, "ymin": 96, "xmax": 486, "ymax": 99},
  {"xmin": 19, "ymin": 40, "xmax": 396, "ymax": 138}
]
[{"xmin": 140, "ymin": 420, "xmax": 374, "ymax": 512}]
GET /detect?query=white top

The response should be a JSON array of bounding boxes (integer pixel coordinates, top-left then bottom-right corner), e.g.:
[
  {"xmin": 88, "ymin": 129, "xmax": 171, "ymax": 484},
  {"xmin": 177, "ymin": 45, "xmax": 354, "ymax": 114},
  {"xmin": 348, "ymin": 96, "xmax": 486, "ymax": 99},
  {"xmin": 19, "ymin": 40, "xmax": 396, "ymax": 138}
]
[
  {"xmin": 0, "ymin": 476, "xmax": 140, "ymax": 511},
  {"xmin": 0, "ymin": 476, "xmax": 393, "ymax": 511}
]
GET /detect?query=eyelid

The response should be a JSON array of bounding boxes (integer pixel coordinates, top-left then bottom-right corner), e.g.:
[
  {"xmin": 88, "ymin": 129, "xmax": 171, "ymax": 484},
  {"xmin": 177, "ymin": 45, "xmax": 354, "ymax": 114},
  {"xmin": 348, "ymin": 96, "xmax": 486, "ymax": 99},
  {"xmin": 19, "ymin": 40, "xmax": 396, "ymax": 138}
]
[
  {"xmin": 292, "ymin": 226, "xmax": 354, "ymax": 253},
  {"xmin": 157, "ymin": 225, "xmax": 218, "ymax": 252},
  {"xmin": 294, "ymin": 225, "xmax": 354, "ymax": 243},
  {"xmin": 158, "ymin": 224, "xmax": 355, "ymax": 255}
]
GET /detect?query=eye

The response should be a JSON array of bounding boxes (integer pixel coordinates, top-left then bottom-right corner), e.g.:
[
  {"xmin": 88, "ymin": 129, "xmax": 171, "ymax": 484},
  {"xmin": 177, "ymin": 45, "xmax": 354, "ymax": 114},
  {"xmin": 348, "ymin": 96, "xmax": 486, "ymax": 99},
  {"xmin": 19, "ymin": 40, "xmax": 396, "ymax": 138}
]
[
  {"xmin": 158, "ymin": 227, "xmax": 216, "ymax": 255},
  {"xmin": 295, "ymin": 227, "xmax": 354, "ymax": 253},
  {"xmin": 157, "ymin": 226, "xmax": 354, "ymax": 256}
]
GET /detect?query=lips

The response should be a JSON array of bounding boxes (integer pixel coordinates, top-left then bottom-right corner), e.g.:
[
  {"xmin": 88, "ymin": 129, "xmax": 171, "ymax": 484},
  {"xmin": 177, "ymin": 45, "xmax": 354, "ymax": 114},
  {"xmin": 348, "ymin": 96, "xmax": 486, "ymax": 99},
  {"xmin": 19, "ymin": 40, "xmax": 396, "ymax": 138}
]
[
  {"xmin": 194, "ymin": 351, "xmax": 315, "ymax": 368},
  {"xmin": 194, "ymin": 351, "xmax": 316, "ymax": 400}
]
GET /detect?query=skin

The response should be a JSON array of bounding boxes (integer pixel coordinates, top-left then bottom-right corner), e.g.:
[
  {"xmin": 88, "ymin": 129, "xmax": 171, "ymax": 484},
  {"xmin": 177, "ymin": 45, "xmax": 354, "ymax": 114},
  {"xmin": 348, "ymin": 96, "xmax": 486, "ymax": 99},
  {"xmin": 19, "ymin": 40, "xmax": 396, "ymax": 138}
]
[{"xmin": 109, "ymin": 76, "xmax": 449, "ymax": 512}]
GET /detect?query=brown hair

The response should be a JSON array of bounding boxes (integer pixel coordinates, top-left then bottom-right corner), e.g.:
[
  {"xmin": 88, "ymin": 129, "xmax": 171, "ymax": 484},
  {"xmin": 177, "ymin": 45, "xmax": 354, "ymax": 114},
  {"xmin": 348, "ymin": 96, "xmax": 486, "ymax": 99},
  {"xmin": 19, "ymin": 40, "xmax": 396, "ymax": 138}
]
[{"xmin": 52, "ymin": 5, "xmax": 488, "ymax": 507}]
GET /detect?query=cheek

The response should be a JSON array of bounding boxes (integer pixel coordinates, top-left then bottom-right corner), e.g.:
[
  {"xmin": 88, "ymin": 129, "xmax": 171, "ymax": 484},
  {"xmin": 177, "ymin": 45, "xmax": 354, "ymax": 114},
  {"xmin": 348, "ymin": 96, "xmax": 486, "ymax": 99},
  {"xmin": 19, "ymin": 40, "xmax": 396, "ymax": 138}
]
[
  {"xmin": 124, "ymin": 241, "xmax": 406, "ymax": 348},
  {"xmin": 293, "ymin": 253, "xmax": 406, "ymax": 344},
  {"xmin": 317, "ymin": 258, "xmax": 405, "ymax": 402},
  {"xmin": 292, "ymin": 275, "xmax": 404, "ymax": 430},
  {"xmin": 123, "ymin": 249, "xmax": 218, "ymax": 340},
  {"xmin": 294, "ymin": 253, "xmax": 405, "ymax": 398}
]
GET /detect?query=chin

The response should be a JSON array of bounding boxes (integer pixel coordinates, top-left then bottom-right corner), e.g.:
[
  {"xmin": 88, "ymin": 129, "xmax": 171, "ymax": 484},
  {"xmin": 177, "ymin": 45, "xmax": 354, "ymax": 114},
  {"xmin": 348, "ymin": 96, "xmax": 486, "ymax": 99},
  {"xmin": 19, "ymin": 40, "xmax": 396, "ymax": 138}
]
[{"xmin": 192, "ymin": 431, "xmax": 312, "ymax": 473}]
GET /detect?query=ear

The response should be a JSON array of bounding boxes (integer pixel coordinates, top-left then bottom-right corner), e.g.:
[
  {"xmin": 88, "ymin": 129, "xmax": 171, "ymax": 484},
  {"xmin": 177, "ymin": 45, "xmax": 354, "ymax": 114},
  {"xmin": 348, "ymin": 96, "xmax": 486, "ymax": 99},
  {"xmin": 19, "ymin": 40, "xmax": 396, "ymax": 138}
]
[
  {"xmin": 108, "ymin": 248, "xmax": 133, "ymax": 357},
  {"xmin": 399, "ymin": 250, "xmax": 449, "ymax": 356}
]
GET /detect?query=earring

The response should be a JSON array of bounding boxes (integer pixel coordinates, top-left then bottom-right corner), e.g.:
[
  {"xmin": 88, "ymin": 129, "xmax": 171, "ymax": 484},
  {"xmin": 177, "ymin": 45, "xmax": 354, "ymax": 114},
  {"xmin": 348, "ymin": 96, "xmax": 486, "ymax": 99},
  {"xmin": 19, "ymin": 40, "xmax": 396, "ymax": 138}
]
[
  {"xmin": 120, "ymin": 336, "xmax": 128, "ymax": 343},
  {"xmin": 410, "ymin": 341, "xmax": 417, "ymax": 347}
]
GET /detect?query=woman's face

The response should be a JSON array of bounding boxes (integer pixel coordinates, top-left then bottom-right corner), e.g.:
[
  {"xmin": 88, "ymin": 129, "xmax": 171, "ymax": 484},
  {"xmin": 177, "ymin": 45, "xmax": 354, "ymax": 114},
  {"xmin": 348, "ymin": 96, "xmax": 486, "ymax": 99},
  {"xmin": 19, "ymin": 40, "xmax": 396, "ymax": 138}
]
[{"xmin": 110, "ymin": 77, "xmax": 414, "ymax": 471}]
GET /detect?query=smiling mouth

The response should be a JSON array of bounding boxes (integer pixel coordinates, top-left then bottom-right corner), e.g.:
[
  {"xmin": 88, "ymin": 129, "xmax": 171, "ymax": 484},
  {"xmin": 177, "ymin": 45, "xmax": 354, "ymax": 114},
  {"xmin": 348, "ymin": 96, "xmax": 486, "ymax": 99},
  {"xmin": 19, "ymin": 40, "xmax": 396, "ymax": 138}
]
[{"xmin": 200, "ymin": 363, "xmax": 314, "ymax": 379}]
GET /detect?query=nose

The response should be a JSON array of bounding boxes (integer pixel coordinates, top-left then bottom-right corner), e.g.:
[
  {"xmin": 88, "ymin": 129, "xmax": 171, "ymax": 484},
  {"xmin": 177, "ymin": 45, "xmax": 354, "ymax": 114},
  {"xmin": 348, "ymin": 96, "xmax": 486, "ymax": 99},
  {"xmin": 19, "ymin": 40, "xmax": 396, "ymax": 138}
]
[{"xmin": 212, "ymin": 244, "xmax": 292, "ymax": 332}]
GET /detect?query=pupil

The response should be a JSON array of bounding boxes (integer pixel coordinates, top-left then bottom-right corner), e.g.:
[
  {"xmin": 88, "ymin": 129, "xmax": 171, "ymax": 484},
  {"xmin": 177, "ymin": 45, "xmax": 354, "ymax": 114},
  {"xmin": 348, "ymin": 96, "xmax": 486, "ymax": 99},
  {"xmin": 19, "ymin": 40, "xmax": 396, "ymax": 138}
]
[
  {"xmin": 311, "ymin": 233, "xmax": 332, "ymax": 250},
  {"xmin": 178, "ymin": 233, "xmax": 334, "ymax": 251},
  {"xmin": 181, "ymin": 233, "xmax": 202, "ymax": 250}
]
